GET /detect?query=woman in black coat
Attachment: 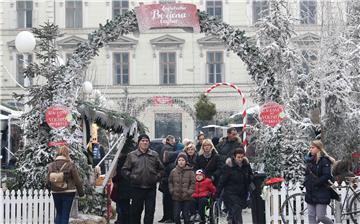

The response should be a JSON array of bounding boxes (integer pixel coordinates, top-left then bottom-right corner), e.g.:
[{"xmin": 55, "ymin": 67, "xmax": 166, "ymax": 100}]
[
  {"xmin": 216, "ymin": 148, "xmax": 253, "ymax": 224},
  {"xmin": 159, "ymin": 135, "xmax": 177, "ymax": 223},
  {"xmin": 304, "ymin": 140, "xmax": 335, "ymax": 224},
  {"xmin": 112, "ymin": 153, "xmax": 132, "ymax": 224},
  {"xmin": 195, "ymin": 139, "xmax": 222, "ymax": 185}
]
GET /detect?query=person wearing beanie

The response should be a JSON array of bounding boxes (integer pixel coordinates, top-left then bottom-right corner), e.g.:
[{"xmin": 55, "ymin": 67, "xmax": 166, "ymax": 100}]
[
  {"xmin": 121, "ymin": 133, "xmax": 164, "ymax": 224},
  {"xmin": 192, "ymin": 169, "xmax": 216, "ymax": 224},
  {"xmin": 137, "ymin": 134, "xmax": 150, "ymax": 144},
  {"xmin": 168, "ymin": 152, "xmax": 196, "ymax": 224}
]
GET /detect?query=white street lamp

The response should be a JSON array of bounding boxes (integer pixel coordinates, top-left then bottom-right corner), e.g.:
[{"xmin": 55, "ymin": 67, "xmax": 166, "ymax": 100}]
[
  {"xmin": 82, "ymin": 81, "xmax": 93, "ymax": 94},
  {"xmin": 15, "ymin": 31, "xmax": 36, "ymax": 53},
  {"xmin": 15, "ymin": 31, "xmax": 36, "ymax": 91}
]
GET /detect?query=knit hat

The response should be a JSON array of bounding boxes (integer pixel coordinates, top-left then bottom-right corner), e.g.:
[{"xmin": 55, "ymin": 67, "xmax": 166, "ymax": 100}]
[
  {"xmin": 137, "ymin": 134, "xmax": 150, "ymax": 144},
  {"xmin": 176, "ymin": 152, "xmax": 188, "ymax": 163},
  {"xmin": 196, "ymin": 169, "xmax": 204, "ymax": 175},
  {"xmin": 195, "ymin": 169, "xmax": 205, "ymax": 180}
]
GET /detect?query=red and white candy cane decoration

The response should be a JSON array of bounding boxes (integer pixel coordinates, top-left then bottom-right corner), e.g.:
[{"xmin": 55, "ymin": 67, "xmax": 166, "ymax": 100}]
[{"xmin": 205, "ymin": 82, "xmax": 248, "ymax": 151}]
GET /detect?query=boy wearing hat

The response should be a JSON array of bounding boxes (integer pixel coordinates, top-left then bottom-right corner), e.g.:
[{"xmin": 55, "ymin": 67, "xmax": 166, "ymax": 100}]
[
  {"xmin": 168, "ymin": 153, "xmax": 196, "ymax": 224},
  {"xmin": 122, "ymin": 134, "xmax": 164, "ymax": 224},
  {"xmin": 192, "ymin": 169, "xmax": 216, "ymax": 223}
]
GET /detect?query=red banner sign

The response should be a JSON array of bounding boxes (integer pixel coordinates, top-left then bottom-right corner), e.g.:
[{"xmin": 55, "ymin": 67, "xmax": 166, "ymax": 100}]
[
  {"xmin": 260, "ymin": 102, "xmax": 285, "ymax": 128},
  {"xmin": 45, "ymin": 106, "xmax": 72, "ymax": 130},
  {"xmin": 135, "ymin": 3, "xmax": 200, "ymax": 33},
  {"xmin": 152, "ymin": 96, "xmax": 174, "ymax": 106},
  {"xmin": 48, "ymin": 141, "xmax": 67, "ymax": 147}
]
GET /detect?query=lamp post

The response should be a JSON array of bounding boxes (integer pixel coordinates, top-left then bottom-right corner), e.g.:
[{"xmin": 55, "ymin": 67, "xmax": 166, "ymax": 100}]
[
  {"xmin": 14, "ymin": 31, "xmax": 36, "ymax": 164},
  {"xmin": 15, "ymin": 31, "xmax": 36, "ymax": 111},
  {"xmin": 82, "ymin": 81, "xmax": 93, "ymax": 148}
]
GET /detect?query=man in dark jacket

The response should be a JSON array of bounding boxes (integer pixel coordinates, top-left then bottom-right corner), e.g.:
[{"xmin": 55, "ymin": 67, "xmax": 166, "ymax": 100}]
[
  {"xmin": 216, "ymin": 127, "xmax": 243, "ymax": 163},
  {"xmin": 122, "ymin": 134, "xmax": 164, "ymax": 224}
]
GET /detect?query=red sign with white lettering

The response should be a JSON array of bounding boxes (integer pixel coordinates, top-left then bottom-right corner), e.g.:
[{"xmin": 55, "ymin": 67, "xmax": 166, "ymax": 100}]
[
  {"xmin": 260, "ymin": 102, "xmax": 285, "ymax": 128},
  {"xmin": 152, "ymin": 96, "xmax": 174, "ymax": 106},
  {"xmin": 135, "ymin": 3, "xmax": 200, "ymax": 33},
  {"xmin": 48, "ymin": 141, "xmax": 67, "ymax": 147},
  {"xmin": 45, "ymin": 106, "xmax": 72, "ymax": 130}
]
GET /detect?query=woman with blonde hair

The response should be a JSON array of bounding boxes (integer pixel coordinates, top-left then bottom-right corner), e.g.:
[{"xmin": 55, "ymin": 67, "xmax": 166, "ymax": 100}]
[
  {"xmin": 183, "ymin": 142, "xmax": 197, "ymax": 170},
  {"xmin": 304, "ymin": 140, "xmax": 335, "ymax": 224},
  {"xmin": 47, "ymin": 145, "xmax": 84, "ymax": 224},
  {"xmin": 195, "ymin": 139, "xmax": 221, "ymax": 184}
]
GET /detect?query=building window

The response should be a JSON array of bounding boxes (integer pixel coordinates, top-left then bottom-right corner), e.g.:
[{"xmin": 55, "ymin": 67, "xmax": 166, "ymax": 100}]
[
  {"xmin": 16, "ymin": 54, "xmax": 33, "ymax": 86},
  {"xmin": 253, "ymin": 0, "xmax": 269, "ymax": 23},
  {"xmin": 65, "ymin": 0, "xmax": 83, "ymax": 28},
  {"xmin": 155, "ymin": 113, "xmax": 182, "ymax": 139},
  {"xmin": 301, "ymin": 49, "xmax": 317, "ymax": 74},
  {"xmin": 160, "ymin": 52, "xmax": 176, "ymax": 85},
  {"xmin": 207, "ymin": 51, "xmax": 224, "ymax": 83},
  {"xmin": 113, "ymin": 52, "xmax": 129, "ymax": 85},
  {"xmin": 112, "ymin": 0, "xmax": 129, "ymax": 18},
  {"xmin": 206, "ymin": 0, "xmax": 222, "ymax": 20},
  {"xmin": 17, "ymin": 1, "xmax": 33, "ymax": 28},
  {"xmin": 300, "ymin": 0, "xmax": 316, "ymax": 24}
]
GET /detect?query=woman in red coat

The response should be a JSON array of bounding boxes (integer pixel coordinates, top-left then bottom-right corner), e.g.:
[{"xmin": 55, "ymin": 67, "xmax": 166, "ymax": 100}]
[{"xmin": 192, "ymin": 169, "xmax": 216, "ymax": 224}]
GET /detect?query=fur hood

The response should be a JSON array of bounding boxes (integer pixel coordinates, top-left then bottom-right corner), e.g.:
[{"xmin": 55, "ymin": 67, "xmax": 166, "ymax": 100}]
[
  {"xmin": 225, "ymin": 157, "xmax": 249, "ymax": 167},
  {"xmin": 219, "ymin": 136, "xmax": 242, "ymax": 145}
]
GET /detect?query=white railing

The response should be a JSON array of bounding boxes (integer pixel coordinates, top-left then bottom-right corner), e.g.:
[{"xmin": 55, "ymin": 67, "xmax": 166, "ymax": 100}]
[
  {"xmin": 0, "ymin": 188, "xmax": 55, "ymax": 224},
  {"xmin": 264, "ymin": 181, "xmax": 359, "ymax": 223}
]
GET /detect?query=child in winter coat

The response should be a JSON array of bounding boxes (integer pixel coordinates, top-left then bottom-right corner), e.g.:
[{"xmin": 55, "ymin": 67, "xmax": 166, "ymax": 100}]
[
  {"xmin": 192, "ymin": 169, "xmax": 216, "ymax": 224},
  {"xmin": 169, "ymin": 153, "xmax": 196, "ymax": 224}
]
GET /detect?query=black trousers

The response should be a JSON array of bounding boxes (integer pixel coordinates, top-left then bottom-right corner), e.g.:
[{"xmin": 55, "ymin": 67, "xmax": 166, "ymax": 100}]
[
  {"xmin": 173, "ymin": 200, "xmax": 191, "ymax": 224},
  {"xmin": 162, "ymin": 192, "xmax": 174, "ymax": 220},
  {"xmin": 223, "ymin": 194, "xmax": 244, "ymax": 224},
  {"xmin": 116, "ymin": 198, "xmax": 130, "ymax": 224},
  {"xmin": 131, "ymin": 187, "xmax": 157, "ymax": 224},
  {"xmin": 194, "ymin": 197, "xmax": 208, "ymax": 221}
]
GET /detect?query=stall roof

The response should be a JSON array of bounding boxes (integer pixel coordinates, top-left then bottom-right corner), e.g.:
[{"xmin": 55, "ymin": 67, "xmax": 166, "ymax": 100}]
[
  {"xmin": 0, "ymin": 114, "xmax": 8, "ymax": 120},
  {"xmin": 0, "ymin": 105, "xmax": 22, "ymax": 118}
]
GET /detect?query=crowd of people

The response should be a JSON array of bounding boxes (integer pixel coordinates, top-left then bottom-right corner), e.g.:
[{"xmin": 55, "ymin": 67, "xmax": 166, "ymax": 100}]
[
  {"xmin": 110, "ymin": 127, "xmax": 252, "ymax": 224},
  {"xmin": 45, "ymin": 131, "xmax": 354, "ymax": 224}
]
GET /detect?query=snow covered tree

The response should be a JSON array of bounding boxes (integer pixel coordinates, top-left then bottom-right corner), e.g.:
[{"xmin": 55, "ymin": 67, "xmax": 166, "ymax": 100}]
[
  {"xmin": 305, "ymin": 1, "xmax": 360, "ymax": 158},
  {"xmin": 12, "ymin": 23, "xmax": 90, "ymax": 190},
  {"xmin": 253, "ymin": 0, "xmax": 315, "ymax": 181}
]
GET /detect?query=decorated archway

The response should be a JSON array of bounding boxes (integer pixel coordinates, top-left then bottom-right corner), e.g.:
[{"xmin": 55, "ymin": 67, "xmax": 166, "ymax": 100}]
[
  {"xmin": 16, "ymin": 2, "xmax": 275, "ymax": 215},
  {"xmin": 133, "ymin": 96, "xmax": 196, "ymax": 122}
]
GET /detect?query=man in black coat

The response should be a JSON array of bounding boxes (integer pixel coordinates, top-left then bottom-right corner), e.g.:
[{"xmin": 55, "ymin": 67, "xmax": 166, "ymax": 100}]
[{"xmin": 216, "ymin": 127, "xmax": 243, "ymax": 163}]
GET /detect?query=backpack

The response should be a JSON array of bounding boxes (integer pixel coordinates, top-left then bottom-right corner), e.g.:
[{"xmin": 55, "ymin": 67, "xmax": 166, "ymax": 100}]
[{"xmin": 49, "ymin": 163, "xmax": 68, "ymax": 190}]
